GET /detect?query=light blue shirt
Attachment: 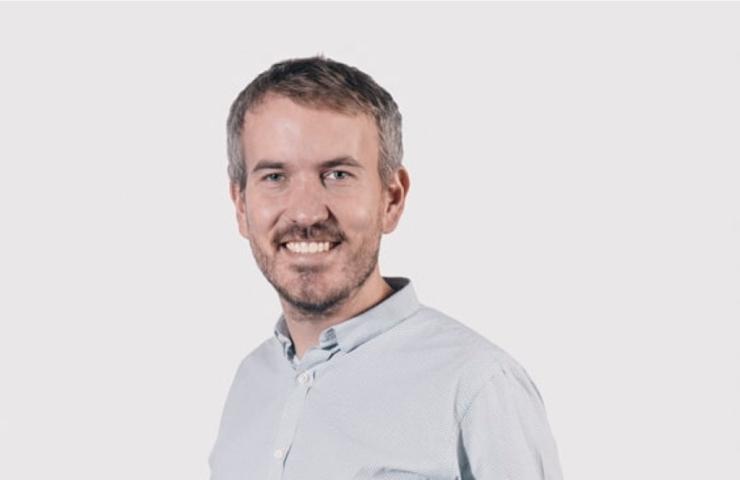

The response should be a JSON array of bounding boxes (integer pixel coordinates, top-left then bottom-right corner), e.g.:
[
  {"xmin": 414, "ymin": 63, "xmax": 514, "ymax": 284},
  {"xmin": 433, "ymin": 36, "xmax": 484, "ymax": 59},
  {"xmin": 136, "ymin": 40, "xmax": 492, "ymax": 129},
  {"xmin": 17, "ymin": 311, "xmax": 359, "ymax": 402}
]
[{"xmin": 209, "ymin": 277, "xmax": 563, "ymax": 480}]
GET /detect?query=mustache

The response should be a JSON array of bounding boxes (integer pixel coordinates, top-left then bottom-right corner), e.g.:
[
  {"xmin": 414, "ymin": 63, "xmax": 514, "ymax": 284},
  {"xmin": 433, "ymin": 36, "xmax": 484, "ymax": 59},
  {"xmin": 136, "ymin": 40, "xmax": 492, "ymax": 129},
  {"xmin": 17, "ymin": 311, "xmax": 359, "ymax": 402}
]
[{"xmin": 273, "ymin": 221, "xmax": 345, "ymax": 245}]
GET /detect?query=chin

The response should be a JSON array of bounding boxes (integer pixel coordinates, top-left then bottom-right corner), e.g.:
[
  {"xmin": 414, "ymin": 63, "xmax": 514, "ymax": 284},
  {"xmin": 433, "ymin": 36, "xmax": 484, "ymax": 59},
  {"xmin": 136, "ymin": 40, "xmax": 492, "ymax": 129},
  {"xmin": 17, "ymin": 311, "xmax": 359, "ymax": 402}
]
[{"xmin": 280, "ymin": 281, "xmax": 349, "ymax": 316}]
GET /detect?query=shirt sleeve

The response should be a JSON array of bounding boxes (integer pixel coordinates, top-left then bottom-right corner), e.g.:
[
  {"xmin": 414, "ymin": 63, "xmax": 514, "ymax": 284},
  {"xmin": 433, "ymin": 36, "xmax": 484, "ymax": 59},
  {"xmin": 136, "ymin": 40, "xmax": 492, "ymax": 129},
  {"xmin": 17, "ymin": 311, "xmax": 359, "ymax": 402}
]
[{"xmin": 456, "ymin": 364, "xmax": 564, "ymax": 480}]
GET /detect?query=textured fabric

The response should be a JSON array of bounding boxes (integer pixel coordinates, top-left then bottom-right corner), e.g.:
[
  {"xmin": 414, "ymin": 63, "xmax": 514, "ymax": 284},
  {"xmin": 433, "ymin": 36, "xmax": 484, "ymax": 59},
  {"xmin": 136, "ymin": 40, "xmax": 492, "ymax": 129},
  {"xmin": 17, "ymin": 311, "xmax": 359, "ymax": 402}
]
[{"xmin": 209, "ymin": 277, "xmax": 563, "ymax": 480}]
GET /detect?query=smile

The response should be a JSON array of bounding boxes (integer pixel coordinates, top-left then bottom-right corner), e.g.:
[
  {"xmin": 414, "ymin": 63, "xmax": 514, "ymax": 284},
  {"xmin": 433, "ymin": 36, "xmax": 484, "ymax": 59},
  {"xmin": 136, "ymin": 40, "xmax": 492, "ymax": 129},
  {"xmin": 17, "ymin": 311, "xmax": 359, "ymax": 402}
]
[{"xmin": 281, "ymin": 241, "xmax": 341, "ymax": 254}]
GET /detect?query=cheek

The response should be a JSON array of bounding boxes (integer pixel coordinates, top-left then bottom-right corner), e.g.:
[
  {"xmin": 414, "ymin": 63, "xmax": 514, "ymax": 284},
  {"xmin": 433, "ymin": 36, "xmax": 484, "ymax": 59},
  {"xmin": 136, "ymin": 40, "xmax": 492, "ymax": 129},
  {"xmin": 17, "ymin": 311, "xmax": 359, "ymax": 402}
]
[
  {"xmin": 334, "ymin": 196, "xmax": 383, "ymax": 232},
  {"xmin": 245, "ymin": 197, "xmax": 279, "ymax": 235}
]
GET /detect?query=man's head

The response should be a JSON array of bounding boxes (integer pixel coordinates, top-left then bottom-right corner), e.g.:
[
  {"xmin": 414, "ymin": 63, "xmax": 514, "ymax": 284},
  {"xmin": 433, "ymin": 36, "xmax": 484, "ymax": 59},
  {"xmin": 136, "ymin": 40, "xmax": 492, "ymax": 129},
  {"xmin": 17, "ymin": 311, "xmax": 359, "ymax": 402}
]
[{"xmin": 227, "ymin": 56, "xmax": 409, "ymax": 317}]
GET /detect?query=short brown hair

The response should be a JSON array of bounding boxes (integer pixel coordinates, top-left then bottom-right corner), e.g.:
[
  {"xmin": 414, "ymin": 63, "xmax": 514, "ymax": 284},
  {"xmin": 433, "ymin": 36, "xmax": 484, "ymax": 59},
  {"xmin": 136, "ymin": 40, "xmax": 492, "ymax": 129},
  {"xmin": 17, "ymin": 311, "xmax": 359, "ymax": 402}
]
[{"xmin": 226, "ymin": 55, "xmax": 403, "ymax": 193}]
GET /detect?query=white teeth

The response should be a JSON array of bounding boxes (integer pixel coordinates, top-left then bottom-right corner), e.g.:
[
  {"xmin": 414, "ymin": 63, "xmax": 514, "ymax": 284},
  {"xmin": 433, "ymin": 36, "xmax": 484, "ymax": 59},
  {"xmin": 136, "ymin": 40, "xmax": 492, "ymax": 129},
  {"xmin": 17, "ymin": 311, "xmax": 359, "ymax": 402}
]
[{"xmin": 285, "ymin": 241, "xmax": 333, "ymax": 254}]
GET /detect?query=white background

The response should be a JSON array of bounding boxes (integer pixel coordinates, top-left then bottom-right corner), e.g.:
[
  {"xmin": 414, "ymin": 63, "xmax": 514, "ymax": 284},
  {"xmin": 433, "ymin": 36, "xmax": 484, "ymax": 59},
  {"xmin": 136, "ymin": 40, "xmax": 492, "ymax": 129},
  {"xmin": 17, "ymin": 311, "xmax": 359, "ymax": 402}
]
[{"xmin": 1, "ymin": 2, "xmax": 738, "ymax": 479}]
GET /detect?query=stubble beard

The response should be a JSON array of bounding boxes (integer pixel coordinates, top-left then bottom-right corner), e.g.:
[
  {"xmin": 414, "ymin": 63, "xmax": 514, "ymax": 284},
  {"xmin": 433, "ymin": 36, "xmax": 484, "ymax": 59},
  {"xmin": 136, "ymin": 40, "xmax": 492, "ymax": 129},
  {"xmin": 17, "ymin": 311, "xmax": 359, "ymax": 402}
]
[{"xmin": 249, "ymin": 229, "xmax": 382, "ymax": 319}]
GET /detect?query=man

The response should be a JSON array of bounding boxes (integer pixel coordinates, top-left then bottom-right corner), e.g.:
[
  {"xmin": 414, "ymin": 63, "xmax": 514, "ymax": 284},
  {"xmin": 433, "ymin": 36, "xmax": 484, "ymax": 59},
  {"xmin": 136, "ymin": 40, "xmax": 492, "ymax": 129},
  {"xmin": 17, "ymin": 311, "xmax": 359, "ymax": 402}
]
[{"xmin": 210, "ymin": 55, "xmax": 563, "ymax": 480}]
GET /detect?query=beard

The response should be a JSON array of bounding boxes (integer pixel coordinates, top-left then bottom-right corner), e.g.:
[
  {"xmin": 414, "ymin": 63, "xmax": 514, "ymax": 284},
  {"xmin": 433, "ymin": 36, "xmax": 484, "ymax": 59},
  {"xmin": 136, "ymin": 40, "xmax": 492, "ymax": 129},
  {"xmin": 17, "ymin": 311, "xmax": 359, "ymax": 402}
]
[{"xmin": 248, "ymin": 219, "xmax": 382, "ymax": 318}]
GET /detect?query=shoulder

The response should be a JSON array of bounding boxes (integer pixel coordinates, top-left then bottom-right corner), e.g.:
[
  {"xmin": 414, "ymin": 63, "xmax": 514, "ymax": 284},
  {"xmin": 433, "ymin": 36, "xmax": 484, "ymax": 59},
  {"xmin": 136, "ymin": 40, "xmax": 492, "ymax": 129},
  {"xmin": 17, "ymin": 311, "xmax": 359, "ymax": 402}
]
[
  {"xmin": 231, "ymin": 336, "xmax": 286, "ymax": 381},
  {"xmin": 402, "ymin": 304, "xmax": 524, "ymax": 369},
  {"xmin": 399, "ymin": 305, "xmax": 543, "ymax": 416}
]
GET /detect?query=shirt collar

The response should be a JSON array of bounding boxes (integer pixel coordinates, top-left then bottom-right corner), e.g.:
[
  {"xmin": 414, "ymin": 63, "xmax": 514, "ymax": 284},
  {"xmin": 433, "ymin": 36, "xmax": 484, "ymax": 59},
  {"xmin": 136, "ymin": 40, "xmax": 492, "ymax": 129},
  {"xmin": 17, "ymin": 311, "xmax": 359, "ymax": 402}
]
[
  {"xmin": 272, "ymin": 277, "xmax": 421, "ymax": 361},
  {"xmin": 273, "ymin": 315, "xmax": 297, "ymax": 363}
]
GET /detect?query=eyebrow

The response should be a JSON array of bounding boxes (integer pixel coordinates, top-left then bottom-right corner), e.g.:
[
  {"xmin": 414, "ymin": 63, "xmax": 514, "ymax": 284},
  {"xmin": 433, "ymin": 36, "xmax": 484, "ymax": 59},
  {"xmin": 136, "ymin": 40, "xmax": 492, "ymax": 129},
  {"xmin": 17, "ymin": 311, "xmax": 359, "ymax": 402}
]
[
  {"xmin": 251, "ymin": 156, "xmax": 363, "ymax": 173},
  {"xmin": 321, "ymin": 156, "xmax": 363, "ymax": 170},
  {"xmin": 251, "ymin": 160, "xmax": 285, "ymax": 173}
]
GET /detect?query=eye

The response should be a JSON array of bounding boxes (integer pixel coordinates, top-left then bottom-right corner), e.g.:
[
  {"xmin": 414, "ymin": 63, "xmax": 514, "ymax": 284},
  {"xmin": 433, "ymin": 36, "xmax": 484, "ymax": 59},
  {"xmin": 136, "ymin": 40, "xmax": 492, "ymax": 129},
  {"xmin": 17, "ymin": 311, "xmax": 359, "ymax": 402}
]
[
  {"xmin": 262, "ymin": 172, "xmax": 285, "ymax": 182},
  {"xmin": 324, "ymin": 170, "xmax": 351, "ymax": 181}
]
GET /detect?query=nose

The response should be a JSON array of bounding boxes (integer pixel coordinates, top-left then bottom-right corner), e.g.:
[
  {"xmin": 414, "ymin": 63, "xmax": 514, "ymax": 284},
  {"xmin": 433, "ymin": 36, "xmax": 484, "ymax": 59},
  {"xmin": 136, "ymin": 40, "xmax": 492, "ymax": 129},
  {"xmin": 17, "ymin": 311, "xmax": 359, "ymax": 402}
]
[{"xmin": 284, "ymin": 175, "xmax": 330, "ymax": 227}]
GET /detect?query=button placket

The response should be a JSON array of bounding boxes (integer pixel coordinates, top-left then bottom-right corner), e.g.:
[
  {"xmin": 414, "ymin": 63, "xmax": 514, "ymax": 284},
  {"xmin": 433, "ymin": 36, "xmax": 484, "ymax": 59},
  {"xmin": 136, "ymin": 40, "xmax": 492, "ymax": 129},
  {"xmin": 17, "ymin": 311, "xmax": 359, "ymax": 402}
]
[{"xmin": 267, "ymin": 370, "xmax": 314, "ymax": 480}]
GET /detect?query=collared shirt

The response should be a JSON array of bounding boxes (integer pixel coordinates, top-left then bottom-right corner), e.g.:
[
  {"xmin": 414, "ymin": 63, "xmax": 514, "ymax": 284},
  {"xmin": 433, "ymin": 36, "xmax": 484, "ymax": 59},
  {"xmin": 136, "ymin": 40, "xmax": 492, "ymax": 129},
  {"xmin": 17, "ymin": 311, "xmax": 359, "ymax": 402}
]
[{"xmin": 209, "ymin": 277, "xmax": 563, "ymax": 480}]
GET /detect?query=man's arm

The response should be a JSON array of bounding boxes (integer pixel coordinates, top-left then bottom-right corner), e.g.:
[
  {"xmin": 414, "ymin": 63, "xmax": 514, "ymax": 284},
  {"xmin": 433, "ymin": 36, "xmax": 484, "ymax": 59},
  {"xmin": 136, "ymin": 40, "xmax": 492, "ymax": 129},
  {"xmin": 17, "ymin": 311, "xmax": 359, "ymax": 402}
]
[{"xmin": 455, "ymin": 364, "xmax": 564, "ymax": 480}]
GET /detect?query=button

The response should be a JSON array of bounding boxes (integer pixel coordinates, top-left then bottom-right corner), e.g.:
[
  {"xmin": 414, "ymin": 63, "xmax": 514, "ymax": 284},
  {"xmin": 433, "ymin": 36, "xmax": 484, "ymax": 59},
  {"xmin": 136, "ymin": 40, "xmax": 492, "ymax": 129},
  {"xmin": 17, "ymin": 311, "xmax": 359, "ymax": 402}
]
[
  {"xmin": 273, "ymin": 448, "xmax": 285, "ymax": 459},
  {"xmin": 297, "ymin": 371, "xmax": 311, "ymax": 385}
]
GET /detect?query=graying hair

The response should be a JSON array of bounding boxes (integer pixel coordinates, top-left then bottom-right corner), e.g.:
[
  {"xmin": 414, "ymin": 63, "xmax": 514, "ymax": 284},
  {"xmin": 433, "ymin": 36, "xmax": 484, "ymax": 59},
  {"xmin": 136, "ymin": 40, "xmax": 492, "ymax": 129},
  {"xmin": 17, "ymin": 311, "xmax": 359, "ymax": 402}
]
[{"xmin": 226, "ymin": 55, "xmax": 403, "ymax": 193}]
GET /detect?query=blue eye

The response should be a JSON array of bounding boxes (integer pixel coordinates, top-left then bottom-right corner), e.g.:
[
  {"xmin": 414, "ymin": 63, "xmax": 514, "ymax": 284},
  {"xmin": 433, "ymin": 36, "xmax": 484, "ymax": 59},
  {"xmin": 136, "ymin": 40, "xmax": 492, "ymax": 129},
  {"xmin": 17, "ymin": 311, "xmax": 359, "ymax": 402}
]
[
  {"xmin": 263, "ymin": 172, "xmax": 284, "ymax": 182},
  {"xmin": 325, "ymin": 170, "xmax": 351, "ymax": 180}
]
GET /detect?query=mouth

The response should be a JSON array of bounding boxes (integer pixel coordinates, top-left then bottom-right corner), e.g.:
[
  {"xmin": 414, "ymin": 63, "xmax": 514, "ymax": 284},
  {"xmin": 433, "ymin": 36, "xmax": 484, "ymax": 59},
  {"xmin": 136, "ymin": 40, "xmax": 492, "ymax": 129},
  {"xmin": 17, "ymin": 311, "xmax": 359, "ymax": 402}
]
[{"xmin": 279, "ymin": 240, "xmax": 342, "ymax": 255}]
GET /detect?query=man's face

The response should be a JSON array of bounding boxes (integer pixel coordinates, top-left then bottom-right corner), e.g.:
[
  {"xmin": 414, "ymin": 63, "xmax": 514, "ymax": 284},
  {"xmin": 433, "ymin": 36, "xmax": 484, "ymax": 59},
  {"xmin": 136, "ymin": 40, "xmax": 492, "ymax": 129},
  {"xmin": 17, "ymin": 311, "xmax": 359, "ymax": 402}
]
[{"xmin": 231, "ymin": 94, "xmax": 405, "ymax": 316}]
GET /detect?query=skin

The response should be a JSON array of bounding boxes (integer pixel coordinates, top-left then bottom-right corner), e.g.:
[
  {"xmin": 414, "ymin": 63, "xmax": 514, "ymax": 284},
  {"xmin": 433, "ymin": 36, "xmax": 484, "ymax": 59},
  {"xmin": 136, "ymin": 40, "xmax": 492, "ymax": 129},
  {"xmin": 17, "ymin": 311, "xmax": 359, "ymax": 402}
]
[{"xmin": 230, "ymin": 93, "xmax": 410, "ymax": 359}]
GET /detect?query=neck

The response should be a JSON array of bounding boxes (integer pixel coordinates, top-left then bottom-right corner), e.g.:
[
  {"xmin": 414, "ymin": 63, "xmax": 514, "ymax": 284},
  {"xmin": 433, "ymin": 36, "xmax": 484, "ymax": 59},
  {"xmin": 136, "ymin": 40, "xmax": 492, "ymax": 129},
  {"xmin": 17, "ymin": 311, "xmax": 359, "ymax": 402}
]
[{"xmin": 280, "ymin": 269, "xmax": 393, "ymax": 359}]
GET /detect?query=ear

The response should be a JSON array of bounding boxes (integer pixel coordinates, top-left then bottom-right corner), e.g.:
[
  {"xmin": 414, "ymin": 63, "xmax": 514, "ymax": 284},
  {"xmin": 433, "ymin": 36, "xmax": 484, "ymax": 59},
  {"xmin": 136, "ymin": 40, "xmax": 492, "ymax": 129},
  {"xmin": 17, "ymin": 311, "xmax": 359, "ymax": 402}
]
[
  {"xmin": 381, "ymin": 166, "xmax": 411, "ymax": 234},
  {"xmin": 230, "ymin": 182, "xmax": 250, "ymax": 239}
]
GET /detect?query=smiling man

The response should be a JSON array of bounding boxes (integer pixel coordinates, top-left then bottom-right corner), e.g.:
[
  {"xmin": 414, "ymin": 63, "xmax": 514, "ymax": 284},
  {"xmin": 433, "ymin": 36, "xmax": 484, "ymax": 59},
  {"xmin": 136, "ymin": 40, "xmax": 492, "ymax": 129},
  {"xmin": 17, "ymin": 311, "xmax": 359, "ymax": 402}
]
[{"xmin": 209, "ymin": 56, "xmax": 564, "ymax": 480}]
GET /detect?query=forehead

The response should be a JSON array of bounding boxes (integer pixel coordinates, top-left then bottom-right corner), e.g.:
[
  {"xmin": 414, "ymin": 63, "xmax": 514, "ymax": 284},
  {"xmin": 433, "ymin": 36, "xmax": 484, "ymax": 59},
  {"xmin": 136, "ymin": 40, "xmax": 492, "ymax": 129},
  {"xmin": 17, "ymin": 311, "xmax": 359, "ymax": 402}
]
[{"xmin": 241, "ymin": 94, "xmax": 379, "ymax": 169}]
